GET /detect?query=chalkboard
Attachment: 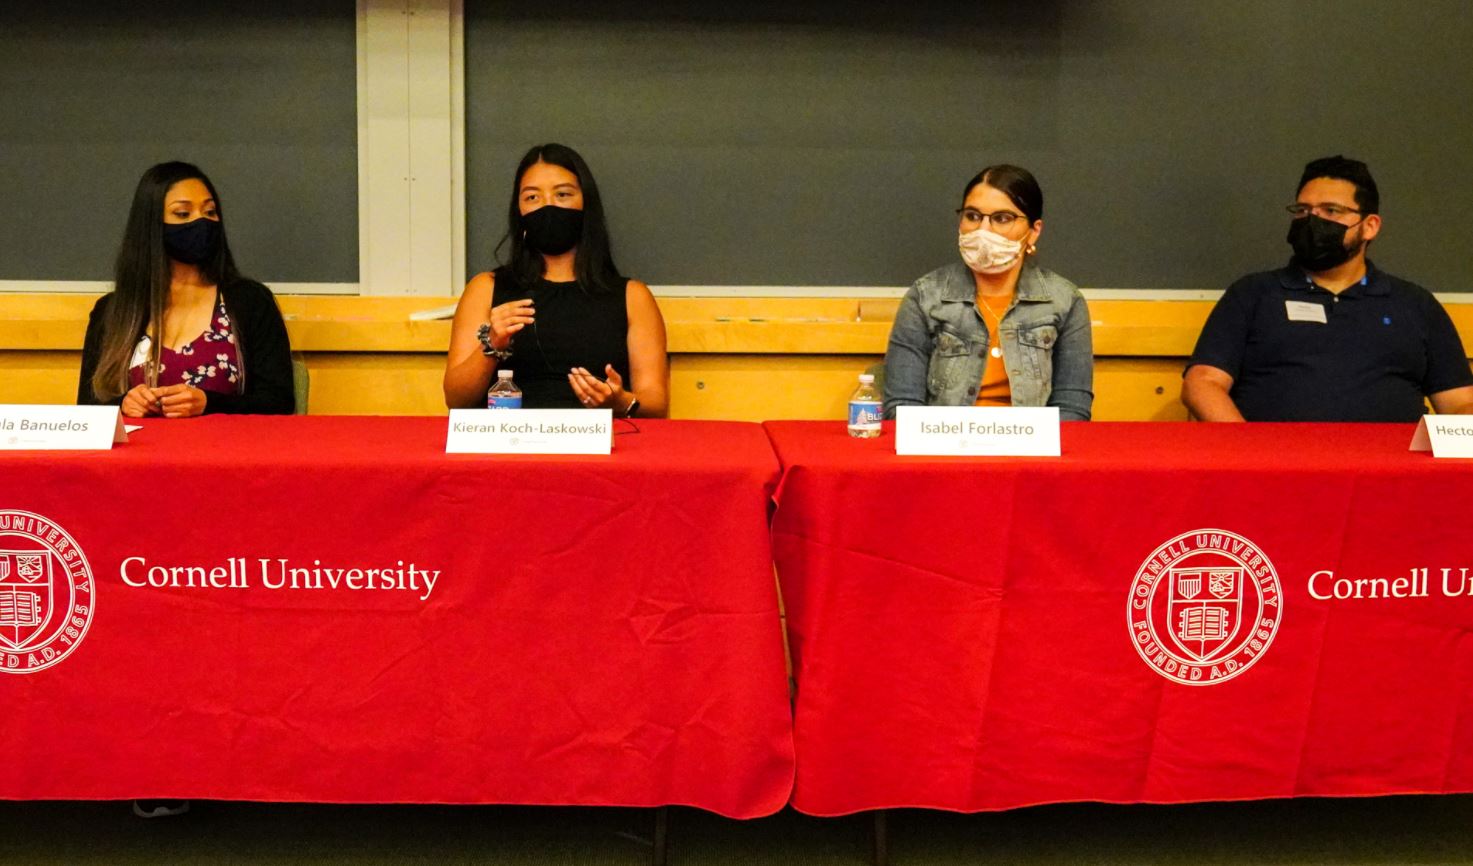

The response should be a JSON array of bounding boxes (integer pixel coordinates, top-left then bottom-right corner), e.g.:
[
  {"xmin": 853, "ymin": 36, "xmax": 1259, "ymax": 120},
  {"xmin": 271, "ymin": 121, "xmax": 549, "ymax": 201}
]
[
  {"xmin": 466, "ymin": 1, "xmax": 1473, "ymax": 291},
  {"xmin": 0, "ymin": 1, "xmax": 358, "ymax": 284}
]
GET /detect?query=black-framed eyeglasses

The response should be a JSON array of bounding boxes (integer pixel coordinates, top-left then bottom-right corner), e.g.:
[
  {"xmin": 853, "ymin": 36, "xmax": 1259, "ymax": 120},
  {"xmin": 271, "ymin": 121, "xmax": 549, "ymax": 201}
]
[
  {"xmin": 1286, "ymin": 203, "xmax": 1362, "ymax": 220},
  {"xmin": 957, "ymin": 208, "xmax": 1025, "ymax": 228}
]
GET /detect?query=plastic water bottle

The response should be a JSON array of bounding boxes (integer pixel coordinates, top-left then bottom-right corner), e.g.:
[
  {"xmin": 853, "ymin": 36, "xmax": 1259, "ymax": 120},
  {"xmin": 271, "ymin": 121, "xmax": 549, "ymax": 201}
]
[
  {"xmin": 487, "ymin": 369, "xmax": 523, "ymax": 409},
  {"xmin": 847, "ymin": 373, "xmax": 882, "ymax": 438}
]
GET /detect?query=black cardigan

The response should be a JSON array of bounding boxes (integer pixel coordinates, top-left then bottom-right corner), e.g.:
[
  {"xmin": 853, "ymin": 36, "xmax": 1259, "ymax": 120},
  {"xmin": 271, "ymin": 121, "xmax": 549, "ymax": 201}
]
[{"xmin": 77, "ymin": 279, "xmax": 295, "ymax": 415}]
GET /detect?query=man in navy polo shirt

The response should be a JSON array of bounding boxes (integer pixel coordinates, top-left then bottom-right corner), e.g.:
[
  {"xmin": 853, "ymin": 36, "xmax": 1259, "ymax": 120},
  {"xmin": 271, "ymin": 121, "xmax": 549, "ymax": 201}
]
[{"xmin": 1183, "ymin": 156, "xmax": 1473, "ymax": 422}]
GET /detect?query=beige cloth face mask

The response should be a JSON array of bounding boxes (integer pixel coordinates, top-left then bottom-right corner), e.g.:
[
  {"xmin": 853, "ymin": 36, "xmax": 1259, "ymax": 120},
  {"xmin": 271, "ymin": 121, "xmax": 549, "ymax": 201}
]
[{"xmin": 958, "ymin": 227, "xmax": 1024, "ymax": 274}]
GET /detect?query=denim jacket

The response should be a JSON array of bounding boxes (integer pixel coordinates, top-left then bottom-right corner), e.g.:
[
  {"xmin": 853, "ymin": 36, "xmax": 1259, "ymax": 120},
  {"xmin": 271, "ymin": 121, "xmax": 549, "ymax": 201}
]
[{"xmin": 882, "ymin": 261, "xmax": 1094, "ymax": 420}]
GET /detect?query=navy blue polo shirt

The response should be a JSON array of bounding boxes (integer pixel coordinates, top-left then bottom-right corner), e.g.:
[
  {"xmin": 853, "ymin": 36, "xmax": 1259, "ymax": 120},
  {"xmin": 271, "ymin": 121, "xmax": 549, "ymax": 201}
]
[{"xmin": 1187, "ymin": 261, "xmax": 1473, "ymax": 421}]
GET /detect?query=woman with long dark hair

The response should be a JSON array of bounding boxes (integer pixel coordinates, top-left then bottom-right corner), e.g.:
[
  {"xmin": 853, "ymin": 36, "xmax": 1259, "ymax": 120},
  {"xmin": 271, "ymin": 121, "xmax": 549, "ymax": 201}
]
[
  {"xmin": 78, "ymin": 161, "xmax": 294, "ymax": 417},
  {"xmin": 883, "ymin": 164, "xmax": 1093, "ymax": 420},
  {"xmin": 444, "ymin": 143, "xmax": 669, "ymax": 414}
]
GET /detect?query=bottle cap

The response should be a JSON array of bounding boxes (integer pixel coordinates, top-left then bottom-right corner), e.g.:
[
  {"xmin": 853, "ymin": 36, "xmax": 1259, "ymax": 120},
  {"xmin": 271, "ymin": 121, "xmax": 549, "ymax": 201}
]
[
  {"xmin": 858, "ymin": 374, "xmax": 875, "ymax": 384},
  {"xmin": 498, "ymin": 369, "xmax": 514, "ymax": 379}
]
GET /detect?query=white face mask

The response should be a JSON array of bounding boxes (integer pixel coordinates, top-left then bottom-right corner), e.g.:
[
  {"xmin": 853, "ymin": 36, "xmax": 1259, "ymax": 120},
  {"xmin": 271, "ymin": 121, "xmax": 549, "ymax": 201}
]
[{"xmin": 958, "ymin": 227, "xmax": 1024, "ymax": 274}]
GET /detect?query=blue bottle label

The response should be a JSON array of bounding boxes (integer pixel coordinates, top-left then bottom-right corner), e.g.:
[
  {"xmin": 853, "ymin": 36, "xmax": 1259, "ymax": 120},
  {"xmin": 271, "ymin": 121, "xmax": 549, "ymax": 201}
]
[
  {"xmin": 487, "ymin": 394, "xmax": 523, "ymax": 409},
  {"xmin": 848, "ymin": 400, "xmax": 881, "ymax": 427}
]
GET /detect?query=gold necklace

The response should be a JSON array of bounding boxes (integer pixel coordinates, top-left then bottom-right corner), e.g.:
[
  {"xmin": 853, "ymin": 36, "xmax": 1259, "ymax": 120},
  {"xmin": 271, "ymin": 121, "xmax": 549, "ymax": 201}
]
[{"xmin": 977, "ymin": 292, "xmax": 1011, "ymax": 358}]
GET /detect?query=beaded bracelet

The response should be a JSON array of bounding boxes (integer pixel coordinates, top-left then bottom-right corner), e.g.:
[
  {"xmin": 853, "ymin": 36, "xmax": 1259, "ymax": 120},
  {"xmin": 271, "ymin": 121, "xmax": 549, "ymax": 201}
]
[{"xmin": 476, "ymin": 323, "xmax": 514, "ymax": 360}]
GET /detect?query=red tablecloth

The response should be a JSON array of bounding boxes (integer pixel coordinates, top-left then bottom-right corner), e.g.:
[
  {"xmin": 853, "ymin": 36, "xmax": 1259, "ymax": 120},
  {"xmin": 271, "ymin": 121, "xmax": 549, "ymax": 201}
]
[
  {"xmin": 0, "ymin": 416, "xmax": 793, "ymax": 816},
  {"xmin": 767, "ymin": 420, "xmax": 1473, "ymax": 816}
]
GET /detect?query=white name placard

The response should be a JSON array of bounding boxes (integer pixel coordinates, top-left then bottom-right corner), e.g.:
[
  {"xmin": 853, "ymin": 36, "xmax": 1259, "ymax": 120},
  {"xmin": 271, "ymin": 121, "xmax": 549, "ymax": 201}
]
[
  {"xmin": 1410, "ymin": 415, "xmax": 1473, "ymax": 458},
  {"xmin": 446, "ymin": 409, "xmax": 612, "ymax": 455},
  {"xmin": 895, "ymin": 406, "xmax": 1060, "ymax": 457},
  {"xmin": 0, "ymin": 405, "xmax": 126, "ymax": 450}
]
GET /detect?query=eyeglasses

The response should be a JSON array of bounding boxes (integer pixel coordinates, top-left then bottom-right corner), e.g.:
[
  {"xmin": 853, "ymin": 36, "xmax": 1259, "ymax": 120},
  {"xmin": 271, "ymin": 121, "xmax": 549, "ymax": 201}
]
[
  {"xmin": 1286, "ymin": 203, "xmax": 1362, "ymax": 220},
  {"xmin": 957, "ymin": 208, "xmax": 1025, "ymax": 228}
]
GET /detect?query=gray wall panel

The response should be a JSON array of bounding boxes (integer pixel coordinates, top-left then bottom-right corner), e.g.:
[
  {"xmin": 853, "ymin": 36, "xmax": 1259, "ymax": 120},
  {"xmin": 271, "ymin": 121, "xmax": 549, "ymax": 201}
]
[
  {"xmin": 466, "ymin": 1, "xmax": 1473, "ymax": 290},
  {"xmin": 0, "ymin": 1, "xmax": 358, "ymax": 283}
]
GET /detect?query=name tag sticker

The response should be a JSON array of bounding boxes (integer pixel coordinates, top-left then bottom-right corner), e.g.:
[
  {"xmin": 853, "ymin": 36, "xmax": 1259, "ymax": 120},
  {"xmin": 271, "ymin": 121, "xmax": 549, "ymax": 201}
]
[
  {"xmin": 1410, "ymin": 415, "xmax": 1473, "ymax": 458},
  {"xmin": 0, "ymin": 405, "xmax": 126, "ymax": 450},
  {"xmin": 895, "ymin": 406, "xmax": 1060, "ymax": 457},
  {"xmin": 1285, "ymin": 300, "xmax": 1328, "ymax": 324},
  {"xmin": 446, "ymin": 409, "xmax": 612, "ymax": 455}
]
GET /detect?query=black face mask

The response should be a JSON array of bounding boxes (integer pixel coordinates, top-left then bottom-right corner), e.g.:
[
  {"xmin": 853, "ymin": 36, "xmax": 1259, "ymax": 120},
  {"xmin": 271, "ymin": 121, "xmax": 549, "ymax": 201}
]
[
  {"xmin": 162, "ymin": 218, "xmax": 222, "ymax": 265},
  {"xmin": 1286, "ymin": 214, "xmax": 1359, "ymax": 272},
  {"xmin": 521, "ymin": 206, "xmax": 583, "ymax": 256}
]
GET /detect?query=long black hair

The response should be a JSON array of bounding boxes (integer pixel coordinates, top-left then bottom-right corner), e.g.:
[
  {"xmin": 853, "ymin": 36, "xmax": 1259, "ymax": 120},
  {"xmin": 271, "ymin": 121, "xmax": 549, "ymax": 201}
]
[
  {"xmin": 92, "ymin": 161, "xmax": 241, "ymax": 400},
  {"xmin": 494, "ymin": 143, "xmax": 622, "ymax": 293}
]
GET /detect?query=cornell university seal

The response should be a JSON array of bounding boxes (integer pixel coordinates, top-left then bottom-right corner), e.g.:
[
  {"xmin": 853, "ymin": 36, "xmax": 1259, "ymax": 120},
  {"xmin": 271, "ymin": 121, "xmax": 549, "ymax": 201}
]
[
  {"xmin": 0, "ymin": 510, "xmax": 95, "ymax": 674},
  {"xmin": 1128, "ymin": 529, "xmax": 1282, "ymax": 685}
]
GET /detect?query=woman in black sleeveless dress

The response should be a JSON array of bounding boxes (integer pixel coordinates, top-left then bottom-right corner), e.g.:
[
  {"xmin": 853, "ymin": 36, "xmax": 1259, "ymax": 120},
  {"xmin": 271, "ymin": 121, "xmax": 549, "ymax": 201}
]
[{"xmin": 444, "ymin": 144, "xmax": 668, "ymax": 415}]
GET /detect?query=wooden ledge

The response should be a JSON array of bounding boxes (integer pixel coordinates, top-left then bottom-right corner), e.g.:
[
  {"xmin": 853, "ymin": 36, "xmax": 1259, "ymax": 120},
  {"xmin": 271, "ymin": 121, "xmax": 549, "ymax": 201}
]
[{"xmin": 4, "ymin": 292, "xmax": 1470, "ymax": 359}]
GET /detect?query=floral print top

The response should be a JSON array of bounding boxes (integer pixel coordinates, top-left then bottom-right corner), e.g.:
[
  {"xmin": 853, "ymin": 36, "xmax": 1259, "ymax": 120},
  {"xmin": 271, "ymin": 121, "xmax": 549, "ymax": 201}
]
[{"xmin": 128, "ymin": 293, "xmax": 241, "ymax": 394}]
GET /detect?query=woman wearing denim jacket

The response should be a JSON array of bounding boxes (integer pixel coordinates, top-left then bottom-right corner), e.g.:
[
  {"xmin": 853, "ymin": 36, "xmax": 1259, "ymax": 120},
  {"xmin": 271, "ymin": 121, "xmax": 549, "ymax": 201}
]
[{"xmin": 883, "ymin": 165, "xmax": 1093, "ymax": 420}]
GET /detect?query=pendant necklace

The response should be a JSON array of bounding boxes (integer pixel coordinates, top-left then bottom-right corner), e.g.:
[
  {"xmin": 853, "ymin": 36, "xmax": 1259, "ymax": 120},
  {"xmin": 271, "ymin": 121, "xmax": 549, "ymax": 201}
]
[{"xmin": 978, "ymin": 293, "xmax": 1011, "ymax": 358}]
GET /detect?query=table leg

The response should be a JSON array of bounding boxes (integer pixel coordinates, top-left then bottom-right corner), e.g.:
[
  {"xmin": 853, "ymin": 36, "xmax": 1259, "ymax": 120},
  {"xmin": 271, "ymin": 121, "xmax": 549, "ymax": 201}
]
[
  {"xmin": 652, "ymin": 806, "xmax": 669, "ymax": 866},
  {"xmin": 871, "ymin": 809, "xmax": 889, "ymax": 866}
]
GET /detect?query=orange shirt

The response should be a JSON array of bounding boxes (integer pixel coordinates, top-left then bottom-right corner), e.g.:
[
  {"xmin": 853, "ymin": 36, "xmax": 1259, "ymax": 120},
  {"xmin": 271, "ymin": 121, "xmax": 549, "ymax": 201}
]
[
  {"xmin": 975, "ymin": 291, "xmax": 1013, "ymax": 407},
  {"xmin": 975, "ymin": 348, "xmax": 1011, "ymax": 406}
]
